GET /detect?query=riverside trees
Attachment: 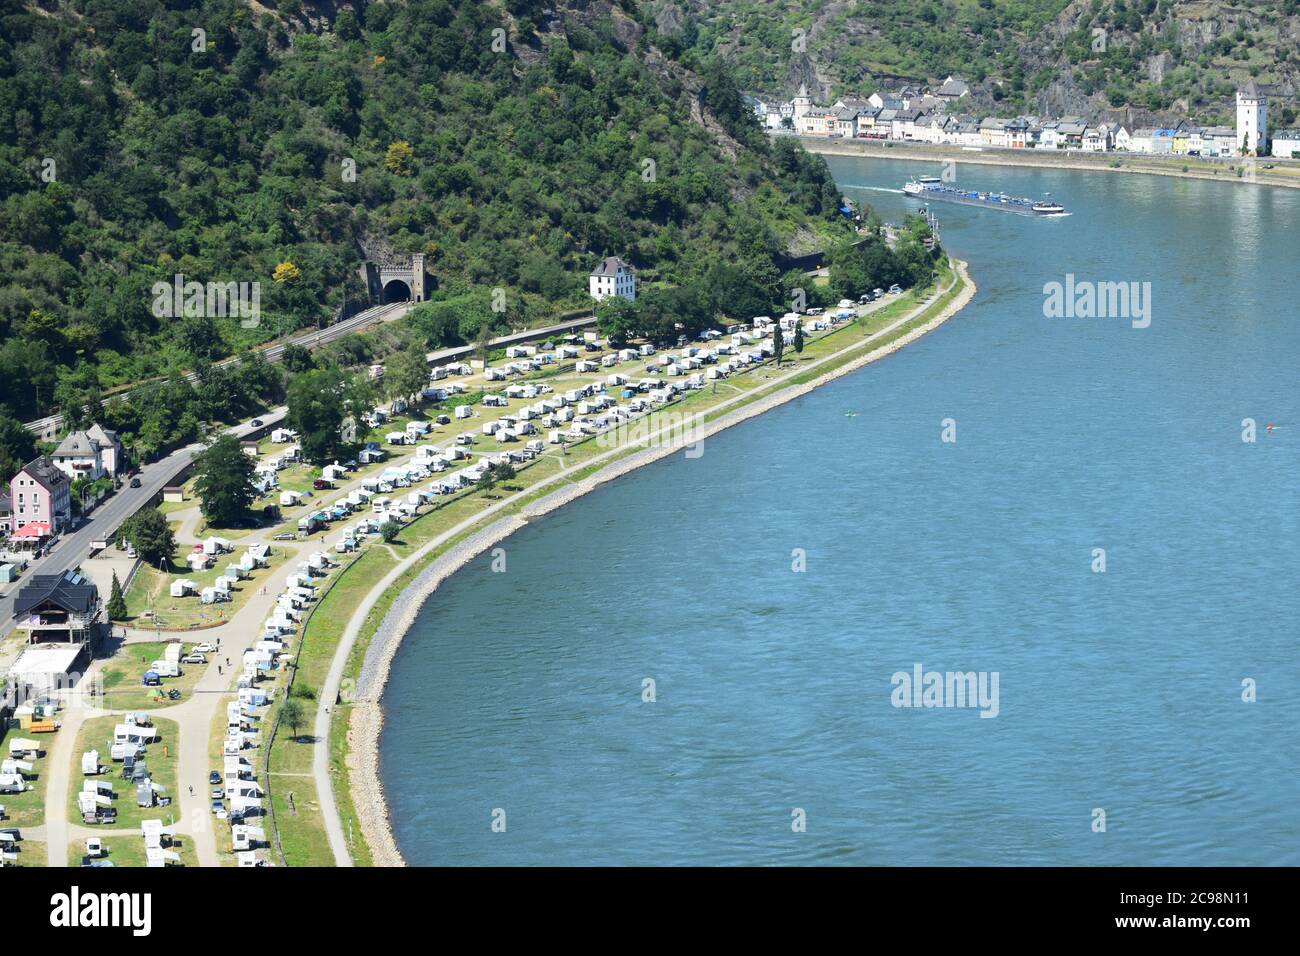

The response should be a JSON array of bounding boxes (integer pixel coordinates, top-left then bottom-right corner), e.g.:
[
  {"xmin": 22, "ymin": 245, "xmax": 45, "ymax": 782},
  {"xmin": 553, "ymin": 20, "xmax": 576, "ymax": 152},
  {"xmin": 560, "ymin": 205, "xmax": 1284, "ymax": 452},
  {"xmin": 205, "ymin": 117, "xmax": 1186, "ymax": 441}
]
[{"xmin": 827, "ymin": 217, "xmax": 942, "ymax": 300}]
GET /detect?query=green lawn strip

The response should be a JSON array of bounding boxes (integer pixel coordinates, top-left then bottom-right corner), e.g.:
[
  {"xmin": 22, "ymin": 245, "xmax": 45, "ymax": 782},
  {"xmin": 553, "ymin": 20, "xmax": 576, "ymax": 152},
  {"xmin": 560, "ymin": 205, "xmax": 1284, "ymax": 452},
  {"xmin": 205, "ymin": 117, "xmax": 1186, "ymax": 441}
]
[
  {"xmin": 66, "ymin": 715, "xmax": 181, "ymax": 834},
  {"xmin": 269, "ymin": 772, "xmax": 331, "ymax": 868},
  {"xmin": 0, "ymin": 724, "xmax": 51, "ymax": 828},
  {"xmin": 9, "ymin": 840, "xmax": 46, "ymax": 867}
]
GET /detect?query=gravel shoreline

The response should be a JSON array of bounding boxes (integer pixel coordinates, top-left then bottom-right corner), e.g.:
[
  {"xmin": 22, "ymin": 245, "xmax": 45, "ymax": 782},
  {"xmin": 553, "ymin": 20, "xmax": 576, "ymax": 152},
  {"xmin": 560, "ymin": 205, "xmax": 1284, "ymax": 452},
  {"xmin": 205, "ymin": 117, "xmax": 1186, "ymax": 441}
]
[
  {"xmin": 348, "ymin": 261, "xmax": 977, "ymax": 866},
  {"xmin": 797, "ymin": 137, "xmax": 1300, "ymax": 191}
]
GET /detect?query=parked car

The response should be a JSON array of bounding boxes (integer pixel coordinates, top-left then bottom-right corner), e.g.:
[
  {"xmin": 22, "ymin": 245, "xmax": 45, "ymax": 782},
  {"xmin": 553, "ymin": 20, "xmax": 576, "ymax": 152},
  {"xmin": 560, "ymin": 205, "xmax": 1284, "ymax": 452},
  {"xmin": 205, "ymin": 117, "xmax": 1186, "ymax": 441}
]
[
  {"xmin": 210, "ymin": 787, "xmax": 223, "ymax": 800},
  {"xmin": 181, "ymin": 653, "xmax": 206, "ymax": 665},
  {"xmin": 888, "ymin": 284, "xmax": 903, "ymax": 295},
  {"xmin": 211, "ymin": 799, "xmax": 226, "ymax": 819},
  {"xmin": 251, "ymin": 418, "xmax": 264, "ymax": 427},
  {"xmin": 129, "ymin": 478, "xmax": 142, "ymax": 488},
  {"xmin": 873, "ymin": 288, "xmax": 885, "ymax": 298},
  {"xmin": 209, "ymin": 771, "xmax": 222, "ymax": 786},
  {"xmin": 435, "ymin": 415, "xmax": 451, "ymax": 425},
  {"xmin": 273, "ymin": 532, "xmax": 294, "ymax": 541},
  {"xmin": 193, "ymin": 642, "xmax": 216, "ymax": 654}
]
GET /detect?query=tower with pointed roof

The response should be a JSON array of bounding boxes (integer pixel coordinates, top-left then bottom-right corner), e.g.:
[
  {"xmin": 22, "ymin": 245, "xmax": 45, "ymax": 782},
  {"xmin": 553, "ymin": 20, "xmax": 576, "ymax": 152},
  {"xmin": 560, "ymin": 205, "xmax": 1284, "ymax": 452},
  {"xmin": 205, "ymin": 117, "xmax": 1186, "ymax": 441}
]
[{"xmin": 792, "ymin": 84, "xmax": 812, "ymax": 124}]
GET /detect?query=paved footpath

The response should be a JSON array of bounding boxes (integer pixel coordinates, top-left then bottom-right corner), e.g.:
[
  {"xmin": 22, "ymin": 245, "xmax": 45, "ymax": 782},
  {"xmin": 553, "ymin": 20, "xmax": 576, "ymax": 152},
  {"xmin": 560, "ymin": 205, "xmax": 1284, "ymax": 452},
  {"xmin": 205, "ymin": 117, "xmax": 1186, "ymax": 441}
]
[{"xmin": 312, "ymin": 271, "xmax": 965, "ymax": 865}]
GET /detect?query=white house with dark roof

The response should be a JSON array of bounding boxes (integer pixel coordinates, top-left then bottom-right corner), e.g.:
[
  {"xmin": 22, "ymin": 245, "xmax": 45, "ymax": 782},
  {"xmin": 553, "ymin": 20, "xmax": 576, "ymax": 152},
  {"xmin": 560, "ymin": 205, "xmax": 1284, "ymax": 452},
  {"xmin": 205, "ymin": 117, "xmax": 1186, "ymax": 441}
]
[
  {"xmin": 589, "ymin": 257, "xmax": 636, "ymax": 302},
  {"xmin": 50, "ymin": 424, "xmax": 121, "ymax": 482},
  {"xmin": 1271, "ymin": 129, "xmax": 1300, "ymax": 159}
]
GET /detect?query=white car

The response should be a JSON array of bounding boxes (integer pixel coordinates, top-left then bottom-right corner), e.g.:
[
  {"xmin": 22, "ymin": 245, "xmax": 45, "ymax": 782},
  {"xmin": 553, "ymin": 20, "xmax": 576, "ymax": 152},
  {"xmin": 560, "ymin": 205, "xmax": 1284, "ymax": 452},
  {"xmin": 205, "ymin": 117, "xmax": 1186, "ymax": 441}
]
[
  {"xmin": 181, "ymin": 653, "xmax": 207, "ymax": 665},
  {"xmin": 192, "ymin": 642, "xmax": 216, "ymax": 654}
]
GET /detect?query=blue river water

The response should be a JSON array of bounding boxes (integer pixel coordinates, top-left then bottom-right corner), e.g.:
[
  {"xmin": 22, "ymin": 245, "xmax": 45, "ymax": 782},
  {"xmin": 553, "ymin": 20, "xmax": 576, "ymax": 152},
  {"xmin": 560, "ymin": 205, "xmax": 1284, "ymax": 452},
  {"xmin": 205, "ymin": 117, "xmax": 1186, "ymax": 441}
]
[{"xmin": 380, "ymin": 155, "xmax": 1299, "ymax": 865}]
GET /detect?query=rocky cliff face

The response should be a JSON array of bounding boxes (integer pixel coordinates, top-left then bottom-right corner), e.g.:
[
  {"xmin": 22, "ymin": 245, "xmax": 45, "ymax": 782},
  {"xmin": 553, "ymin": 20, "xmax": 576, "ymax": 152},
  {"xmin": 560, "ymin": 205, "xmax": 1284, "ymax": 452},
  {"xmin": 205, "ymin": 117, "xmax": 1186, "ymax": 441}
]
[{"xmin": 656, "ymin": 0, "xmax": 1298, "ymax": 123}]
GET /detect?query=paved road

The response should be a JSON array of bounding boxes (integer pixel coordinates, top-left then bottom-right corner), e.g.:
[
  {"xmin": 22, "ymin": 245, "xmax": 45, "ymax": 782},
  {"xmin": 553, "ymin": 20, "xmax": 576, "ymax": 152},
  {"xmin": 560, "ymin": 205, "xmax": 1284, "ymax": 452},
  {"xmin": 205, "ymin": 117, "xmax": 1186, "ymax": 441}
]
[
  {"xmin": 24, "ymin": 303, "xmax": 415, "ymax": 441},
  {"xmin": 417, "ymin": 314, "xmax": 595, "ymax": 366},
  {"xmin": 0, "ymin": 412, "xmax": 288, "ymax": 640},
  {"xmin": 3, "ymin": 314, "xmax": 600, "ymax": 640}
]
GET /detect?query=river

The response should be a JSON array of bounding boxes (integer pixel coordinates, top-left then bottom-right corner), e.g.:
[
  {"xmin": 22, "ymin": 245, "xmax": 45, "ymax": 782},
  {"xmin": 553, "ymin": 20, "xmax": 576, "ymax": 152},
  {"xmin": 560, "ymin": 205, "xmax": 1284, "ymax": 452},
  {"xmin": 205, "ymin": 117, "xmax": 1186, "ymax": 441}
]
[{"xmin": 379, "ymin": 156, "xmax": 1299, "ymax": 865}]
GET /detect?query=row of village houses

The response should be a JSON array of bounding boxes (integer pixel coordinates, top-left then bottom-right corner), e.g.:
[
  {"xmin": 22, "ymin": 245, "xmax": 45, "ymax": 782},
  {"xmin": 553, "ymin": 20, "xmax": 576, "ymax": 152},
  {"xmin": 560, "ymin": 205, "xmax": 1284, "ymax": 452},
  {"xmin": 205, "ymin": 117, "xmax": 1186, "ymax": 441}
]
[
  {"xmin": 752, "ymin": 81, "xmax": 1298, "ymax": 159},
  {"xmin": 1, "ymin": 425, "xmax": 123, "ymax": 549}
]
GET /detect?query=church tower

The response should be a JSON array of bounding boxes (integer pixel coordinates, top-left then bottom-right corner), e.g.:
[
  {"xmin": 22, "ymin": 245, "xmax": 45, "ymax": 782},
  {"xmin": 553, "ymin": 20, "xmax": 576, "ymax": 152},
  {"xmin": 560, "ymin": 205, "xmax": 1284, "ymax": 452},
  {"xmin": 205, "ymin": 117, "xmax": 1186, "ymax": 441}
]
[{"xmin": 792, "ymin": 84, "xmax": 812, "ymax": 123}]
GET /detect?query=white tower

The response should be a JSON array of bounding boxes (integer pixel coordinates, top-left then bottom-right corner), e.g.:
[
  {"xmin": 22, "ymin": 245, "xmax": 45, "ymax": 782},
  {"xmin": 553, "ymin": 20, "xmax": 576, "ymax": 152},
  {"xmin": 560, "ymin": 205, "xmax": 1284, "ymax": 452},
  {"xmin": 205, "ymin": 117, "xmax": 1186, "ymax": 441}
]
[{"xmin": 1236, "ymin": 82, "xmax": 1268, "ymax": 156}]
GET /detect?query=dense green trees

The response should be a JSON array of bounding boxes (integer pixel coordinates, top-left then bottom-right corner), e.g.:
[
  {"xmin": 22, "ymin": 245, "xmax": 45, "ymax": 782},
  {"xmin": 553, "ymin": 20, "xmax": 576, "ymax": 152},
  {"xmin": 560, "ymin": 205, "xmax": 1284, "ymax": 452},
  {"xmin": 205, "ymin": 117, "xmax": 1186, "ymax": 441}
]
[
  {"xmin": 286, "ymin": 367, "xmax": 371, "ymax": 465},
  {"xmin": 0, "ymin": 412, "xmax": 36, "ymax": 483},
  {"xmin": 0, "ymin": 0, "xmax": 851, "ymax": 431},
  {"xmin": 193, "ymin": 435, "xmax": 258, "ymax": 527},
  {"xmin": 827, "ymin": 217, "xmax": 941, "ymax": 300}
]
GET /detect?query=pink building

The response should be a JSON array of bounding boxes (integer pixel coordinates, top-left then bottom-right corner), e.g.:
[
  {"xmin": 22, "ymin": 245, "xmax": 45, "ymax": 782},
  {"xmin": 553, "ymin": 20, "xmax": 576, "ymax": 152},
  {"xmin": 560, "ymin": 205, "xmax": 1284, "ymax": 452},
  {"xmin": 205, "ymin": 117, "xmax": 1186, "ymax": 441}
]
[{"xmin": 10, "ymin": 456, "xmax": 72, "ymax": 536}]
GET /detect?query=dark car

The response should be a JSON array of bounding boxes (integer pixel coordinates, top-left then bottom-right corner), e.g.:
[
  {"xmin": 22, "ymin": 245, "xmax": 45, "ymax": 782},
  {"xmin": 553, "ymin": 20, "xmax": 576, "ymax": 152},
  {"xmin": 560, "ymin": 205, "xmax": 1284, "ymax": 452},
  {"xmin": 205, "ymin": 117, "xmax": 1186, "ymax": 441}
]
[
  {"xmin": 251, "ymin": 418, "xmax": 264, "ymax": 427},
  {"xmin": 435, "ymin": 415, "xmax": 451, "ymax": 425},
  {"xmin": 129, "ymin": 477, "xmax": 142, "ymax": 488},
  {"xmin": 209, "ymin": 771, "xmax": 221, "ymax": 785}
]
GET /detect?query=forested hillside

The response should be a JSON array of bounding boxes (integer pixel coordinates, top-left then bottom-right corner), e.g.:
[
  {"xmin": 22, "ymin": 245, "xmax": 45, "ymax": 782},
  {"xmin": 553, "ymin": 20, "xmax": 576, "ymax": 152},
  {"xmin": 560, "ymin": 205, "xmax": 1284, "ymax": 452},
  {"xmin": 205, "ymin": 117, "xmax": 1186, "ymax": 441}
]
[
  {"xmin": 0, "ymin": 0, "xmax": 850, "ymax": 426},
  {"xmin": 654, "ymin": 0, "xmax": 1299, "ymax": 123}
]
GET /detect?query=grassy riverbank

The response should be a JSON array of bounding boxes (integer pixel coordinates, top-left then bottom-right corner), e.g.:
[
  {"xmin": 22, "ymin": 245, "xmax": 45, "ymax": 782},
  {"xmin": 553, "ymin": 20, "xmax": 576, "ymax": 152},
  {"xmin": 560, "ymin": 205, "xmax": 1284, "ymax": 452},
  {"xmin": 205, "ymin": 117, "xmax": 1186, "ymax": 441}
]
[
  {"xmin": 266, "ymin": 258, "xmax": 973, "ymax": 865},
  {"xmin": 795, "ymin": 136, "xmax": 1300, "ymax": 191}
]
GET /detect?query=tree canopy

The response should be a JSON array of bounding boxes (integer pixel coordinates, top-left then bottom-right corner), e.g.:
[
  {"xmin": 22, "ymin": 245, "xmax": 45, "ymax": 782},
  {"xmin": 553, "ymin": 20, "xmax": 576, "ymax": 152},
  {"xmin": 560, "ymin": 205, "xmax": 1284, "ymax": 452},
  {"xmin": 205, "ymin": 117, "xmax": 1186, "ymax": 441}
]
[{"xmin": 193, "ymin": 434, "xmax": 259, "ymax": 527}]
